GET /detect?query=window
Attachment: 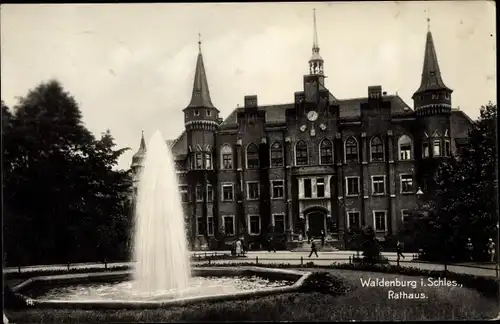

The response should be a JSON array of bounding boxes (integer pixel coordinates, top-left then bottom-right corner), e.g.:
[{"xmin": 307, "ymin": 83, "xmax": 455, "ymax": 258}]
[
  {"xmin": 401, "ymin": 210, "xmax": 411, "ymax": 223},
  {"xmin": 272, "ymin": 214, "xmax": 285, "ymax": 234},
  {"xmin": 304, "ymin": 179, "xmax": 312, "ymax": 198},
  {"xmin": 195, "ymin": 153, "xmax": 203, "ymax": 169},
  {"xmin": 206, "ymin": 109, "xmax": 211, "ymax": 116},
  {"xmin": 316, "ymin": 178, "xmax": 325, "ymax": 197},
  {"xmin": 444, "ymin": 140, "xmax": 451, "ymax": 157},
  {"xmin": 398, "ymin": 135, "xmax": 413, "ymax": 160},
  {"xmin": 207, "ymin": 216, "xmax": 214, "ymax": 236},
  {"xmin": 370, "ymin": 136, "xmax": 384, "ymax": 162},
  {"xmin": 197, "ymin": 217, "xmax": 205, "ymax": 235},
  {"xmin": 373, "ymin": 211, "xmax": 387, "ymax": 232},
  {"xmin": 371, "ymin": 176, "xmax": 386, "ymax": 195},
  {"xmin": 196, "ymin": 185, "xmax": 203, "ymax": 202},
  {"xmin": 207, "ymin": 184, "xmax": 213, "ymax": 202},
  {"xmin": 431, "ymin": 93, "xmax": 439, "ymax": 100},
  {"xmin": 347, "ymin": 211, "xmax": 361, "ymax": 229},
  {"xmin": 346, "ymin": 177, "xmax": 360, "ymax": 196},
  {"xmin": 270, "ymin": 142, "xmax": 284, "ymax": 167},
  {"xmin": 345, "ymin": 137, "xmax": 358, "ymax": 163},
  {"xmin": 222, "ymin": 183, "xmax": 234, "ymax": 201},
  {"xmin": 222, "ymin": 216, "xmax": 235, "ymax": 236},
  {"xmin": 433, "ymin": 139, "xmax": 441, "ymax": 157},
  {"xmin": 445, "ymin": 93, "xmax": 450, "ymax": 99},
  {"xmin": 422, "ymin": 141, "xmax": 429, "ymax": 158},
  {"xmin": 220, "ymin": 144, "xmax": 233, "ymax": 169},
  {"xmin": 205, "ymin": 153, "xmax": 212, "ymax": 169},
  {"xmin": 248, "ymin": 215, "xmax": 261, "ymax": 235},
  {"xmin": 319, "ymin": 139, "xmax": 333, "ymax": 164},
  {"xmin": 400, "ymin": 174, "xmax": 414, "ymax": 193},
  {"xmin": 246, "ymin": 143, "xmax": 260, "ymax": 169},
  {"xmin": 271, "ymin": 180, "xmax": 284, "ymax": 199},
  {"xmin": 247, "ymin": 181, "xmax": 260, "ymax": 200},
  {"xmin": 295, "ymin": 141, "xmax": 308, "ymax": 166},
  {"xmin": 194, "ymin": 109, "xmax": 200, "ymax": 116},
  {"xmin": 179, "ymin": 185, "xmax": 189, "ymax": 202}
]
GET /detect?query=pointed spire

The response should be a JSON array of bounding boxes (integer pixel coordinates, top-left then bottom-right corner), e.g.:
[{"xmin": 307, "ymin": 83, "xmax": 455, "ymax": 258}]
[
  {"xmin": 414, "ymin": 20, "xmax": 451, "ymax": 95},
  {"xmin": 187, "ymin": 34, "xmax": 215, "ymax": 109},
  {"xmin": 139, "ymin": 130, "xmax": 146, "ymax": 150},
  {"xmin": 131, "ymin": 131, "xmax": 146, "ymax": 167},
  {"xmin": 308, "ymin": 8, "xmax": 324, "ymax": 76}
]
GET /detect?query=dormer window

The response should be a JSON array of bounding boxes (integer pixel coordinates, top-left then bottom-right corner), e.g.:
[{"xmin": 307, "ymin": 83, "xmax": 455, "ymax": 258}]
[
  {"xmin": 194, "ymin": 109, "xmax": 200, "ymax": 116},
  {"xmin": 431, "ymin": 94, "xmax": 439, "ymax": 100},
  {"xmin": 445, "ymin": 93, "xmax": 450, "ymax": 100},
  {"xmin": 206, "ymin": 110, "xmax": 211, "ymax": 116}
]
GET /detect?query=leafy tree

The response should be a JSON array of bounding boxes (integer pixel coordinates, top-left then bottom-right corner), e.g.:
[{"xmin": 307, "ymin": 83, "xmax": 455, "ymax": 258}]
[{"xmin": 361, "ymin": 226, "xmax": 382, "ymax": 263}]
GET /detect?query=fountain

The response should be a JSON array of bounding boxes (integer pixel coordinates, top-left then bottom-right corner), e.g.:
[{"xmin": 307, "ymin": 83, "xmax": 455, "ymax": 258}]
[
  {"xmin": 132, "ymin": 130, "xmax": 191, "ymax": 296},
  {"xmin": 8, "ymin": 131, "xmax": 311, "ymax": 308}
]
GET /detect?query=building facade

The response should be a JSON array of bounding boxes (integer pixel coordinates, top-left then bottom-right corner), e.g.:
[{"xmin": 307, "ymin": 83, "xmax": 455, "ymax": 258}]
[{"xmin": 131, "ymin": 15, "xmax": 474, "ymax": 249}]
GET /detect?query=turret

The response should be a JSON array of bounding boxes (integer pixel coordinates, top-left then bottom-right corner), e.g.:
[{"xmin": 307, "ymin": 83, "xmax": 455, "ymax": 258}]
[{"xmin": 131, "ymin": 131, "xmax": 146, "ymax": 195}]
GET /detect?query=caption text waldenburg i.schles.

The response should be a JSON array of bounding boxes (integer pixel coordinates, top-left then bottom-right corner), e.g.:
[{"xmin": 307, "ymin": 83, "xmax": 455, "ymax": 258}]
[{"xmin": 360, "ymin": 277, "xmax": 462, "ymax": 299}]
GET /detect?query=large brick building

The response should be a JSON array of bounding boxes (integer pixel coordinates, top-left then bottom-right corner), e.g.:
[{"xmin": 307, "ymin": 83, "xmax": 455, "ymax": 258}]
[{"xmin": 131, "ymin": 15, "xmax": 474, "ymax": 249}]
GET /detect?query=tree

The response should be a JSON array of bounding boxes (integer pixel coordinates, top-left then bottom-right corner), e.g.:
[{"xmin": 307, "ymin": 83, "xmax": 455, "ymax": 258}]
[
  {"xmin": 361, "ymin": 226, "xmax": 382, "ymax": 263},
  {"xmin": 406, "ymin": 103, "xmax": 498, "ymax": 261},
  {"xmin": 3, "ymin": 80, "xmax": 132, "ymax": 265}
]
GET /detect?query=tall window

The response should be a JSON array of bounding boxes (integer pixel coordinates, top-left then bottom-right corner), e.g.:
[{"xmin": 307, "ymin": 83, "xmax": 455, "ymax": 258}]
[
  {"xmin": 195, "ymin": 185, "xmax": 203, "ymax": 202},
  {"xmin": 195, "ymin": 153, "xmax": 203, "ymax": 169},
  {"xmin": 370, "ymin": 136, "xmax": 384, "ymax": 162},
  {"xmin": 373, "ymin": 211, "xmax": 387, "ymax": 232},
  {"xmin": 295, "ymin": 141, "xmax": 308, "ymax": 166},
  {"xmin": 346, "ymin": 177, "xmax": 360, "ymax": 196},
  {"xmin": 221, "ymin": 144, "xmax": 233, "ymax": 169},
  {"xmin": 207, "ymin": 184, "xmax": 213, "ymax": 202},
  {"xmin": 319, "ymin": 139, "xmax": 333, "ymax": 165},
  {"xmin": 304, "ymin": 179, "xmax": 312, "ymax": 198},
  {"xmin": 179, "ymin": 185, "xmax": 189, "ymax": 202},
  {"xmin": 222, "ymin": 216, "xmax": 235, "ymax": 236},
  {"xmin": 347, "ymin": 211, "xmax": 361, "ymax": 229},
  {"xmin": 205, "ymin": 153, "xmax": 212, "ymax": 169},
  {"xmin": 401, "ymin": 210, "xmax": 411, "ymax": 224},
  {"xmin": 433, "ymin": 139, "xmax": 441, "ymax": 156},
  {"xmin": 400, "ymin": 174, "xmax": 413, "ymax": 193},
  {"xmin": 197, "ymin": 217, "xmax": 205, "ymax": 235},
  {"xmin": 444, "ymin": 140, "xmax": 451, "ymax": 157},
  {"xmin": 371, "ymin": 176, "xmax": 386, "ymax": 195},
  {"xmin": 247, "ymin": 181, "xmax": 260, "ymax": 200},
  {"xmin": 207, "ymin": 217, "xmax": 214, "ymax": 235},
  {"xmin": 271, "ymin": 180, "xmax": 284, "ymax": 199},
  {"xmin": 422, "ymin": 141, "xmax": 429, "ymax": 158},
  {"xmin": 345, "ymin": 137, "xmax": 358, "ymax": 163},
  {"xmin": 270, "ymin": 142, "xmax": 284, "ymax": 167},
  {"xmin": 398, "ymin": 135, "xmax": 413, "ymax": 160},
  {"xmin": 272, "ymin": 214, "xmax": 285, "ymax": 234},
  {"xmin": 316, "ymin": 178, "xmax": 325, "ymax": 197},
  {"xmin": 246, "ymin": 143, "xmax": 260, "ymax": 169},
  {"xmin": 222, "ymin": 183, "xmax": 234, "ymax": 201},
  {"xmin": 248, "ymin": 215, "xmax": 261, "ymax": 235}
]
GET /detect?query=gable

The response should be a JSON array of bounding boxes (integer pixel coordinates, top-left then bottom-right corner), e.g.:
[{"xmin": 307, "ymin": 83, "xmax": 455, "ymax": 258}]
[{"xmin": 451, "ymin": 109, "xmax": 474, "ymax": 139}]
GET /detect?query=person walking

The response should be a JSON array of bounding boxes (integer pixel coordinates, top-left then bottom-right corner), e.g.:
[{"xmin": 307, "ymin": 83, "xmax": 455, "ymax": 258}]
[
  {"xmin": 308, "ymin": 240, "xmax": 318, "ymax": 258},
  {"xmin": 320, "ymin": 230, "xmax": 326, "ymax": 248},
  {"xmin": 466, "ymin": 238, "xmax": 474, "ymax": 261},
  {"xmin": 396, "ymin": 240, "xmax": 405, "ymax": 262},
  {"xmin": 235, "ymin": 239, "xmax": 242, "ymax": 257},
  {"xmin": 487, "ymin": 238, "xmax": 496, "ymax": 263}
]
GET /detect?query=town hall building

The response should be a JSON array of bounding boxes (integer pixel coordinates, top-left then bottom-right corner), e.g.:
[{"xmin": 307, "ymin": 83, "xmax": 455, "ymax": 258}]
[{"xmin": 131, "ymin": 14, "xmax": 474, "ymax": 250}]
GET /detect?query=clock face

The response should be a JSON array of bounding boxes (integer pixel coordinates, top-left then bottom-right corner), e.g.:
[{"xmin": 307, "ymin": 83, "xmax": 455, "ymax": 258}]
[{"xmin": 307, "ymin": 110, "xmax": 318, "ymax": 122}]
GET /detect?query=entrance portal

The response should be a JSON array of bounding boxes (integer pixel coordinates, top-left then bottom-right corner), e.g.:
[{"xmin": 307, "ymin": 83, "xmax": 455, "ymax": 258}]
[{"xmin": 306, "ymin": 211, "xmax": 326, "ymax": 238}]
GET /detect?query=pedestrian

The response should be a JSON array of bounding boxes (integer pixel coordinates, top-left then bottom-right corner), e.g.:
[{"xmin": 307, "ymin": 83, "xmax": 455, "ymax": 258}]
[
  {"xmin": 466, "ymin": 238, "xmax": 474, "ymax": 261},
  {"xmin": 487, "ymin": 238, "xmax": 495, "ymax": 263},
  {"xmin": 320, "ymin": 230, "xmax": 326, "ymax": 248},
  {"xmin": 308, "ymin": 240, "xmax": 318, "ymax": 258},
  {"xmin": 396, "ymin": 240, "xmax": 405, "ymax": 261},
  {"xmin": 235, "ymin": 239, "xmax": 242, "ymax": 257}
]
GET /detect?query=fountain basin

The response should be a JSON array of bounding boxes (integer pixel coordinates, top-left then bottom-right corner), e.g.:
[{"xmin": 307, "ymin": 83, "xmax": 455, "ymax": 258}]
[{"xmin": 11, "ymin": 267, "xmax": 312, "ymax": 309}]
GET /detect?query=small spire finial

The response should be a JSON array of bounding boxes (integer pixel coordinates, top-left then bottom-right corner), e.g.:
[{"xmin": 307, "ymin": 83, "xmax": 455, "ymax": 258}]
[
  {"xmin": 313, "ymin": 8, "xmax": 318, "ymax": 49},
  {"xmin": 198, "ymin": 32, "xmax": 202, "ymax": 52}
]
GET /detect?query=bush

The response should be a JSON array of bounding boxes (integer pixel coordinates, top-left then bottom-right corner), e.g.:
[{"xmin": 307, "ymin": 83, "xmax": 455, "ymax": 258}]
[
  {"xmin": 300, "ymin": 272, "xmax": 351, "ymax": 296},
  {"xmin": 361, "ymin": 226, "xmax": 383, "ymax": 263}
]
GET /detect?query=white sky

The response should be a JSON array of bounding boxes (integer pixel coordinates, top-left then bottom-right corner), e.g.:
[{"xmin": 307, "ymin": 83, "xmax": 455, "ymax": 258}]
[{"xmin": 1, "ymin": 2, "xmax": 496, "ymax": 170}]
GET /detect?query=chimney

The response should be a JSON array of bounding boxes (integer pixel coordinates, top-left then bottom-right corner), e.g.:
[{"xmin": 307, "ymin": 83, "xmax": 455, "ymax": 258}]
[{"xmin": 244, "ymin": 95, "xmax": 258, "ymax": 109}]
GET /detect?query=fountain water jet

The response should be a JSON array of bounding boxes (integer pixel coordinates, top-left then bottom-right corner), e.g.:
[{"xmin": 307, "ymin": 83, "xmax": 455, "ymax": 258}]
[{"xmin": 132, "ymin": 130, "xmax": 191, "ymax": 295}]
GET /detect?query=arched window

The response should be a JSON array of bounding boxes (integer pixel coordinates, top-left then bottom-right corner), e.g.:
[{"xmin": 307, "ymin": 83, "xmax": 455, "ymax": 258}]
[
  {"xmin": 370, "ymin": 136, "xmax": 384, "ymax": 162},
  {"xmin": 319, "ymin": 139, "xmax": 333, "ymax": 165},
  {"xmin": 220, "ymin": 144, "xmax": 233, "ymax": 169},
  {"xmin": 295, "ymin": 141, "xmax": 308, "ymax": 166},
  {"xmin": 398, "ymin": 135, "xmax": 413, "ymax": 160},
  {"xmin": 246, "ymin": 143, "xmax": 260, "ymax": 169},
  {"xmin": 270, "ymin": 142, "xmax": 284, "ymax": 167},
  {"xmin": 345, "ymin": 137, "xmax": 358, "ymax": 163}
]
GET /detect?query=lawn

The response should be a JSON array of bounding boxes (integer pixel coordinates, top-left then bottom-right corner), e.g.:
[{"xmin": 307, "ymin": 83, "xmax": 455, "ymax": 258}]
[{"xmin": 5, "ymin": 268, "xmax": 498, "ymax": 322}]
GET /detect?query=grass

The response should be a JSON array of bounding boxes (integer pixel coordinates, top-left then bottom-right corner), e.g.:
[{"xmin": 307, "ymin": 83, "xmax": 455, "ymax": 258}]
[{"xmin": 5, "ymin": 268, "xmax": 498, "ymax": 322}]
